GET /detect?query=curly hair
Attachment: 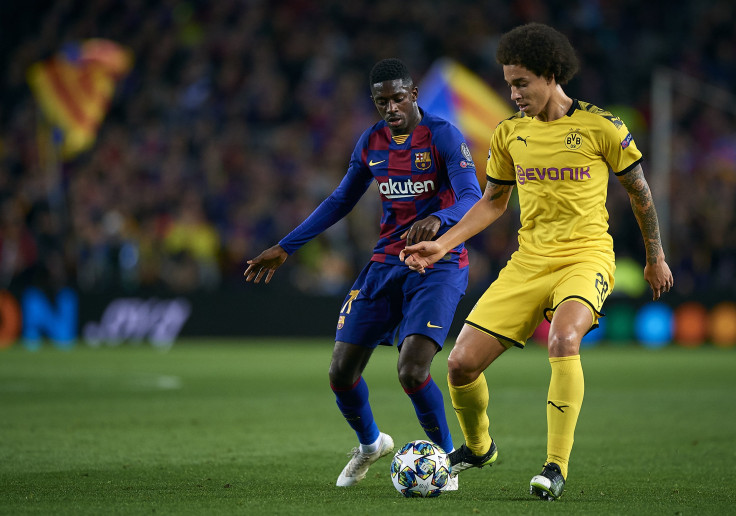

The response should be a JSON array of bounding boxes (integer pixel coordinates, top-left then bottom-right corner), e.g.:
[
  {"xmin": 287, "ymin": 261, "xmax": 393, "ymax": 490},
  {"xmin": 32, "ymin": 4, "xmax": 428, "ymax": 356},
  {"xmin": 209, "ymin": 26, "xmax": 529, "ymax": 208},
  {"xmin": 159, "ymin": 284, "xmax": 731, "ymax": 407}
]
[
  {"xmin": 369, "ymin": 58, "xmax": 413, "ymax": 87},
  {"xmin": 496, "ymin": 23, "xmax": 579, "ymax": 85}
]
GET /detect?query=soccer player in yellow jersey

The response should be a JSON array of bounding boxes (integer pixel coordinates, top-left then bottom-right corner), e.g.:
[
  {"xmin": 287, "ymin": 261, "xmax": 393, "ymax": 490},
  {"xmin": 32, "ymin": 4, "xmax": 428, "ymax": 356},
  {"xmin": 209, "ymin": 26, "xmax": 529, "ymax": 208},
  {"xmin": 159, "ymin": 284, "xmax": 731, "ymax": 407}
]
[{"xmin": 401, "ymin": 23, "xmax": 674, "ymax": 501}]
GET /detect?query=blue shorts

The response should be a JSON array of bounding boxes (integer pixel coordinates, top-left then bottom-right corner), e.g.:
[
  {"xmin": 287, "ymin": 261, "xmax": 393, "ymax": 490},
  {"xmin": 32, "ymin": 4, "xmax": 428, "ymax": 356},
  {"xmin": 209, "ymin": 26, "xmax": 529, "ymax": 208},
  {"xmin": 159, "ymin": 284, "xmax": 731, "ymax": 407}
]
[{"xmin": 335, "ymin": 261, "xmax": 468, "ymax": 349}]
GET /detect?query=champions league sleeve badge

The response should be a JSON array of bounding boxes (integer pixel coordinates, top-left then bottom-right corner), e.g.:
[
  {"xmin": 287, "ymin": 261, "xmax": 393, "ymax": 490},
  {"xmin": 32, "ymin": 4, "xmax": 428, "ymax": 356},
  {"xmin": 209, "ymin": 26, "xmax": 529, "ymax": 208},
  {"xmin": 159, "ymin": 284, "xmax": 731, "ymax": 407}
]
[{"xmin": 460, "ymin": 142, "xmax": 474, "ymax": 165}]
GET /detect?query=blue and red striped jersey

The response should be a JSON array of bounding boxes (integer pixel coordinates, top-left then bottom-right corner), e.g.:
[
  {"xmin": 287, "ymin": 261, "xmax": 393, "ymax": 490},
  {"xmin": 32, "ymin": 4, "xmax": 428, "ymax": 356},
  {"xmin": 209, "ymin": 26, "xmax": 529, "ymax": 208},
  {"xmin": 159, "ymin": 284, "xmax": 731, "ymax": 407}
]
[{"xmin": 279, "ymin": 110, "xmax": 481, "ymax": 269}]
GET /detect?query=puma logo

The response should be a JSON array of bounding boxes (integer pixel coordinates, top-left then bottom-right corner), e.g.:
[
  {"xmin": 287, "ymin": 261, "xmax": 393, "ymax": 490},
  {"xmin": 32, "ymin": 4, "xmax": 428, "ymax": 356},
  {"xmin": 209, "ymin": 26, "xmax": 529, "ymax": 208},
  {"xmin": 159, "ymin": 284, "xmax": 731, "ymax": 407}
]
[
  {"xmin": 516, "ymin": 136, "xmax": 529, "ymax": 146},
  {"xmin": 548, "ymin": 401, "xmax": 569, "ymax": 413}
]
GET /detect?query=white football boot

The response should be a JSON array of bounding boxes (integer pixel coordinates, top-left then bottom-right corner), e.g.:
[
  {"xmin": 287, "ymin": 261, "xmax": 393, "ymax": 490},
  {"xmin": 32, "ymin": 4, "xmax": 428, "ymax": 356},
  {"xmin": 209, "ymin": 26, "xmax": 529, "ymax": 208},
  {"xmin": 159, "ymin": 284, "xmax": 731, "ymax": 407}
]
[
  {"xmin": 441, "ymin": 471, "xmax": 459, "ymax": 491},
  {"xmin": 336, "ymin": 433, "xmax": 394, "ymax": 487}
]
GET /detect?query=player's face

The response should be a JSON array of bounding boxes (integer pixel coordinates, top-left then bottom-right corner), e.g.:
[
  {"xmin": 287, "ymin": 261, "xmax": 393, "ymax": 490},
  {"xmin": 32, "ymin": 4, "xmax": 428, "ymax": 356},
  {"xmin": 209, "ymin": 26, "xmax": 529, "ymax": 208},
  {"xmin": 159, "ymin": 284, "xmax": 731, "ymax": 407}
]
[
  {"xmin": 370, "ymin": 79, "xmax": 420, "ymax": 135},
  {"xmin": 503, "ymin": 64, "xmax": 556, "ymax": 118}
]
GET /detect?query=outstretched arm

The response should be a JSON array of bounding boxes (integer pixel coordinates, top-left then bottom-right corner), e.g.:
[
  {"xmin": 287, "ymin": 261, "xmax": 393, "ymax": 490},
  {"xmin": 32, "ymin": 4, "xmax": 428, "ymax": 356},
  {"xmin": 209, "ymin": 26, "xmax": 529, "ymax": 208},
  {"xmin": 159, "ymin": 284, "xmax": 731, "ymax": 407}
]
[
  {"xmin": 616, "ymin": 164, "xmax": 674, "ymax": 300},
  {"xmin": 245, "ymin": 145, "xmax": 373, "ymax": 285},
  {"xmin": 400, "ymin": 180, "xmax": 514, "ymax": 273}
]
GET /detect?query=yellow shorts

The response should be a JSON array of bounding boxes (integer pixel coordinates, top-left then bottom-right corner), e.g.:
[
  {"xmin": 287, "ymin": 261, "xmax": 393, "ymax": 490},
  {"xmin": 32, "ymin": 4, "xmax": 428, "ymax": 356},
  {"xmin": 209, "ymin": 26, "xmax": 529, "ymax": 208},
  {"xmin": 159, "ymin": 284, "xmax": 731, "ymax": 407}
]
[{"xmin": 465, "ymin": 251, "xmax": 615, "ymax": 348}]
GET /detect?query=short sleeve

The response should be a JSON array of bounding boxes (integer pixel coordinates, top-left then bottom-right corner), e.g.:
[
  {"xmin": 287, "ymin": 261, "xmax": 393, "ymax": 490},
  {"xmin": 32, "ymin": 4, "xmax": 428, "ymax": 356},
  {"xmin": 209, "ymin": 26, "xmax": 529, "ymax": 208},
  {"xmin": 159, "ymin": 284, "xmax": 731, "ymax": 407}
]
[
  {"xmin": 600, "ymin": 118, "xmax": 643, "ymax": 175},
  {"xmin": 486, "ymin": 122, "xmax": 516, "ymax": 184}
]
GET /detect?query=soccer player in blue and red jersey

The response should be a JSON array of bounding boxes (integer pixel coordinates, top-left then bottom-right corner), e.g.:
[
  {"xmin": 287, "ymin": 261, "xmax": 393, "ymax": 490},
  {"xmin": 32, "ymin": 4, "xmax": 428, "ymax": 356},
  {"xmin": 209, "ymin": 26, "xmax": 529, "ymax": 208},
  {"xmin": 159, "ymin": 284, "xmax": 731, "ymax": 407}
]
[{"xmin": 244, "ymin": 58, "xmax": 481, "ymax": 487}]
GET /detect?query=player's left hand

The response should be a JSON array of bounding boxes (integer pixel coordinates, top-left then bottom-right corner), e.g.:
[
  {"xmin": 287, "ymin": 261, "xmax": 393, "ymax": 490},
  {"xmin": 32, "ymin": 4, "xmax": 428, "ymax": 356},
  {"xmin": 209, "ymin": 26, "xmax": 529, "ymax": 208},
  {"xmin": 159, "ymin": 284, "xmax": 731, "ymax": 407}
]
[
  {"xmin": 400, "ymin": 215, "xmax": 441, "ymax": 246},
  {"xmin": 644, "ymin": 252, "xmax": 674, "ymax": 301}
]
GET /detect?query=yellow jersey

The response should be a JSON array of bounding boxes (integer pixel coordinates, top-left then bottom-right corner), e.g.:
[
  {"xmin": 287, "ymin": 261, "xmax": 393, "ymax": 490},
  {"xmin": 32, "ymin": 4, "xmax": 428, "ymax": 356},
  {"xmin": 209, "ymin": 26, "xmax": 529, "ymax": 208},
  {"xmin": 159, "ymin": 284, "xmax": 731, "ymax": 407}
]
[{"xmin": 487, "ymin": 99, "xmax": 642, "ymax": 260}]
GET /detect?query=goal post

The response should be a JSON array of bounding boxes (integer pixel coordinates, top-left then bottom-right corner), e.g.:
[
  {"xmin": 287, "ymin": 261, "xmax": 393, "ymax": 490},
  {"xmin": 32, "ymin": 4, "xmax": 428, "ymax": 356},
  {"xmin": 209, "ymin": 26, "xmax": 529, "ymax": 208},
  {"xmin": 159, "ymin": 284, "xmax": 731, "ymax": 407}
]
[
  {"xmin": 650, "ymin": 68, "xmax": 673, "ymax": 256},
  {"xmin": 650, "ymin": 68, "xmax": 736, "ymax": 257}
]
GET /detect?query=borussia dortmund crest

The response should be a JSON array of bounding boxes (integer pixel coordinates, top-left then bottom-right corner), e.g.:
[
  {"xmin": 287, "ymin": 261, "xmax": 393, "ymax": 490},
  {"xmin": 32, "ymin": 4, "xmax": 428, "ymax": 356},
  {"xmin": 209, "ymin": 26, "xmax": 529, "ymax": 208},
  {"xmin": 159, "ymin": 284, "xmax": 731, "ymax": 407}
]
[
  {"xmin": 565, "ymin": 130, "xmax": 583, "ymax": 150},
  {"xmin": 414, "ymin": 151, "xmax": 432, "ymax": 170}
]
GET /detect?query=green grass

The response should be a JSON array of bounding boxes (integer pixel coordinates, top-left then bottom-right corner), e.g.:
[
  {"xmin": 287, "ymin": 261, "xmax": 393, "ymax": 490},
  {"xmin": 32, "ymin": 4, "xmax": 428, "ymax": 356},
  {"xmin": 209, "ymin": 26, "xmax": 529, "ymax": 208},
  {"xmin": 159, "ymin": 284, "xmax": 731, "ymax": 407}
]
[{"xmin": 1, "ymin": 339, "xmax": 735, "ymax": 515}]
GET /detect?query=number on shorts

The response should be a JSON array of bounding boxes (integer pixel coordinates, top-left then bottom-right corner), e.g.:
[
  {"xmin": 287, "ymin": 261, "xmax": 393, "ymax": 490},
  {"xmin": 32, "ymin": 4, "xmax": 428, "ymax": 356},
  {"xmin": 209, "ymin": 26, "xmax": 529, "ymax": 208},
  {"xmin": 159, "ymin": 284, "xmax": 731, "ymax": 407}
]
[{"xmin": 594, "ymin": 273, "xmax": 609, "ymax": 308}]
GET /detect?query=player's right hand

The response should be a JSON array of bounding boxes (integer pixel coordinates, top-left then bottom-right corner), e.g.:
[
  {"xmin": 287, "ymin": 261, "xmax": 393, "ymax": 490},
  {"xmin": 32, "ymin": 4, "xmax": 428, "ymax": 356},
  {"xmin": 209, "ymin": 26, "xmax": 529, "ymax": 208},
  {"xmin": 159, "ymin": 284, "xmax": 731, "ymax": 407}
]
[
  {"xmin": 244, "ymin": 245, "xmax": 288, "ymax": 284},
  {"xmin": 399, "ymin": 241, "xmax": 446, "ymax": 274}
]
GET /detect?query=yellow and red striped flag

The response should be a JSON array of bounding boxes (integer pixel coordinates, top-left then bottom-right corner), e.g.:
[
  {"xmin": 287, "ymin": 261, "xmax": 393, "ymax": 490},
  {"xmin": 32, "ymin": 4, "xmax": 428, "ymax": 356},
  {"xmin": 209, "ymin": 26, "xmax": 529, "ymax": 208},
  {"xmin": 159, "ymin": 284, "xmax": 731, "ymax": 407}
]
[
  {"xmin": 419, "ymin": 58, "xmax": 513, "ymax": 185},
  {"xmin": 27, "ymin": 39, "xmax": 133, "ymax": 160}
]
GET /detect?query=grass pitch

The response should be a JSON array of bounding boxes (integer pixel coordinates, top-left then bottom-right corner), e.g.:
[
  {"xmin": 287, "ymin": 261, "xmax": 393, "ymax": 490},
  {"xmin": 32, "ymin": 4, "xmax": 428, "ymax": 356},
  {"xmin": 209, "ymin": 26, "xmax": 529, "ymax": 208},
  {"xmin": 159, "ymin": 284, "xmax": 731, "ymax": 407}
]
[{"xmin": 1, "ymin": 339, "xmax": 735, "ymax": 515}]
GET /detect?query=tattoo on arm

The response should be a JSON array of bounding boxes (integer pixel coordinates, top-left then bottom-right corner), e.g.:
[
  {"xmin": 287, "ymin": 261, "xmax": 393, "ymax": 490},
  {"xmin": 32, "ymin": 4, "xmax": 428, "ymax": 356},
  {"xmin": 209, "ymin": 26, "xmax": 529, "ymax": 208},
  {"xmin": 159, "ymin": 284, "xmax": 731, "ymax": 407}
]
[
  {"xmin": 485, "ymin": 182, "xmax": 512, "ymax": 202},
  {"xmin": 618, "ymin": 165, "xmax": 663, "ymax": 264}
]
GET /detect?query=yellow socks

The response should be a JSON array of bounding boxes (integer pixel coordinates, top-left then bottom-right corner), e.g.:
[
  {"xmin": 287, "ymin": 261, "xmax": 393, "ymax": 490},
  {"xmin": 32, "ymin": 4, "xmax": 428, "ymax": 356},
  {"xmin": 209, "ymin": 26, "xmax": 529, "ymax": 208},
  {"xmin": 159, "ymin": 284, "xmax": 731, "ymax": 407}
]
[
  {"xmin": 448, "ymin": 356, "xmax": 583, "ymax": 477},
  {"xmin": 546, "ymin": 355, "xmax": 584, "ymax": 480},
  {"xmin": 448, "ymin": 373, "xmax": 492, "ymax": 456}
]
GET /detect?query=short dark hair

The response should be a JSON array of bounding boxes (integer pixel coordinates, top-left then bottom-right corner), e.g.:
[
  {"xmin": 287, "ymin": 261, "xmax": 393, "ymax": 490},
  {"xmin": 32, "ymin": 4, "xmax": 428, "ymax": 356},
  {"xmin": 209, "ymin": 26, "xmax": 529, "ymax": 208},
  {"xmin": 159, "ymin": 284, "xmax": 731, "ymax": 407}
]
[
  {"xmin": 369, "ymin": 58, "xmax": 413, "ymax": 87},
  {"xmin": 496, "ymin": 23, "xmax": 579, "ymax": 84}
]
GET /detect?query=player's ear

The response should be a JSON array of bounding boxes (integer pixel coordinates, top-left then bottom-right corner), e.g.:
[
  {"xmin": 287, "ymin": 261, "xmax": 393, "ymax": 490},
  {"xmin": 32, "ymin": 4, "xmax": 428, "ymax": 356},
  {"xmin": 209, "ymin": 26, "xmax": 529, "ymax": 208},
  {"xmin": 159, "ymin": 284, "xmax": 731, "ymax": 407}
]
[{"xmin": 411, "ymin": 86, "xmax": 418, "ymax": 101}]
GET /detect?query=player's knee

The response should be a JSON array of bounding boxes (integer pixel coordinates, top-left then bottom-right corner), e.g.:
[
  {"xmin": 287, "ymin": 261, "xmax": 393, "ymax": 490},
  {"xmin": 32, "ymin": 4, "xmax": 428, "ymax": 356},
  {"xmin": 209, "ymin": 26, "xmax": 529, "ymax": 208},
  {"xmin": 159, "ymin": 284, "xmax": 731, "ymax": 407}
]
[
  {"xmin": 397, "ymin": 362, "xmax": 430, "ymax": 391},
  {"xmin": 447, "ymin": 352, "xmax": 481, "ymax": 386},
  {"xmin": 547, "ymin": 330, "xmax": 581, "ymax": 357},
  {"xmin": 328, "ymin": 360, "xmax": 359, "ymax": 388}
]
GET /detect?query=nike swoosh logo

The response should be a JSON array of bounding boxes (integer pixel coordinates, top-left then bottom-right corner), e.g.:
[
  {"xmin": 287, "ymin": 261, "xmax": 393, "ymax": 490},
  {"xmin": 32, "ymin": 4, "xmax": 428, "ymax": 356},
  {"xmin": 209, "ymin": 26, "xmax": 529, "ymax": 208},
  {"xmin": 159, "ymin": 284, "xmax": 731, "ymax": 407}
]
[
  {"xmin": 369, "ymin": 159, "xmax": 386, "ymax": 166},
  {"xmin": 426, "ymin": 322, "xmax": 443, "ymax": 329}
]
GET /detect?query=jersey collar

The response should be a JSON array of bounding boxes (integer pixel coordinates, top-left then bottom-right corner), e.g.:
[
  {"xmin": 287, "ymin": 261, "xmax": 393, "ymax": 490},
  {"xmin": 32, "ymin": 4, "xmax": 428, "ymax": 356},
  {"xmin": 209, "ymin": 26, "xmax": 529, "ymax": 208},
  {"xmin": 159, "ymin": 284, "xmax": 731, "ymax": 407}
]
[{"xmin": 566, "ymin": 99, "xmax": 580, "ymax": 117}]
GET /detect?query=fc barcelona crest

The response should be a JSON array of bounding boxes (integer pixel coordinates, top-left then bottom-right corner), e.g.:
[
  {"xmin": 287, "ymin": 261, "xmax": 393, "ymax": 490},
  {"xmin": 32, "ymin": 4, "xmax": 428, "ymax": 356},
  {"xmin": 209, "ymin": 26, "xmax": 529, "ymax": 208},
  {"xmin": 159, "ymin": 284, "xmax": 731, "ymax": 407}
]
[
  {"xmin": 337, "ymin": 315, "xmax": 345, "ymax": 330},
  {"xmin": 414, "ymin": 151, "xmax": 432, "ymax": 170}
]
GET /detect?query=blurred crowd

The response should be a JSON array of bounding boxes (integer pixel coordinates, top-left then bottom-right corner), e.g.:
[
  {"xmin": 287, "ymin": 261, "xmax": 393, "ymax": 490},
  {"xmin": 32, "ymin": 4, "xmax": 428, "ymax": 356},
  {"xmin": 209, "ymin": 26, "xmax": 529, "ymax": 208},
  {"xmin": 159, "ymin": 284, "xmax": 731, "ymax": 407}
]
[{"xmin": 1, "ymin": 0, "xmax": 734, "ymax": 298}]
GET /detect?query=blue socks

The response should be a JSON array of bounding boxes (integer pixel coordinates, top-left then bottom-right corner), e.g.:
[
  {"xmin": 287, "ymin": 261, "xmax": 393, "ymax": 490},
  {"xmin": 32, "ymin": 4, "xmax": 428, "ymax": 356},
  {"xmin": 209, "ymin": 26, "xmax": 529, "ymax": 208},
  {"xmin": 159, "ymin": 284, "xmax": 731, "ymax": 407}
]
[
  {"xmin": 332, "ymin": 374, "xmax": 453, "ymax": 454},
  {"xmin": 332, "ymin": 376, "xmax": 380, "ymax": 446},
  {"xmin": 405, "ymin": 375, "xmax": 453, "ymax": 453}
]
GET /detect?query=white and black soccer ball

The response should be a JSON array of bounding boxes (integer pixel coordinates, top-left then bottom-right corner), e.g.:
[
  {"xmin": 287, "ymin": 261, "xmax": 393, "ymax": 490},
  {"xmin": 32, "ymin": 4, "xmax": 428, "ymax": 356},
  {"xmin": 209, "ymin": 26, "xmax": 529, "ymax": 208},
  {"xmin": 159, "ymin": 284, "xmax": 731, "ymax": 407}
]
[{"xmin": 390, "ymin": 440, "xmax": 450, "ymax": 497}]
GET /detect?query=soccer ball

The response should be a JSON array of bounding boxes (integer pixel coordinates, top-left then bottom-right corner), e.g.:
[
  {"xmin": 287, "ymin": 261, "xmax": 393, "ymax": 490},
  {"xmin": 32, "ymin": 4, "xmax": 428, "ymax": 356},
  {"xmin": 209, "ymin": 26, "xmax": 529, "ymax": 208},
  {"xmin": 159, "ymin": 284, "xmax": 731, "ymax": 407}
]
[{"xmin": 390, "ymin": 440, "xmax": 450, "ymax": 497}]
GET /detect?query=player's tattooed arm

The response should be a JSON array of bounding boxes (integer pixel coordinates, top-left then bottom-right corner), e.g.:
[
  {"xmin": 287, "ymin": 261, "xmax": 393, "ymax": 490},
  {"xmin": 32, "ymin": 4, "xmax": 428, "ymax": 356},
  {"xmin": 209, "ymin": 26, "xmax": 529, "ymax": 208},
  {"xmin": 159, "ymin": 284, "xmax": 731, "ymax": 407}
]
[
  {"xmin": 617, "ymin": 164, "xmax": 663, "ymax": 264},
  {"xmin": 617, "ymin": 163, "xmax": 674, "ymax": 300},
  {"xmin": 484, "ymin": 180, "xmax": 513, "ymax": 205}
]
